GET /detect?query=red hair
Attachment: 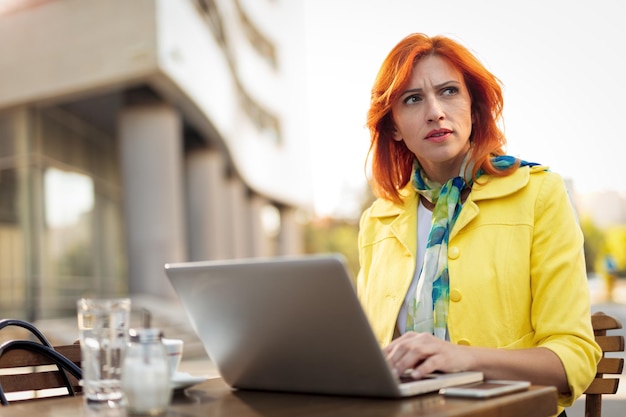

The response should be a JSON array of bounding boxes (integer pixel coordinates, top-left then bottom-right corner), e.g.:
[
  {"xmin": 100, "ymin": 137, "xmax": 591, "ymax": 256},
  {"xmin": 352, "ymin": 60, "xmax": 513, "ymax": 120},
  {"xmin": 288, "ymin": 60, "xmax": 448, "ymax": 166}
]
[{"xmin": 366, "ymin": 33, "xmax": 512, "ymax": 203}]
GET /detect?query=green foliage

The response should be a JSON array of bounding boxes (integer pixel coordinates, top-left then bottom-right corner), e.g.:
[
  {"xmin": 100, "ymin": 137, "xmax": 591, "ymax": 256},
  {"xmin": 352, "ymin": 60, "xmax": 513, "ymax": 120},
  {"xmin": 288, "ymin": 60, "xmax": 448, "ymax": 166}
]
[
  {"xmin": 580, "ymin": 216, "xmax": 626, "ymax": 277},
  {"xmin": 580, "ymin": 216, "xmax": 604, "ymax": 274},
  {"xmin": 303, "ymin": 218, "xmax": 360, "ymax": 282}
]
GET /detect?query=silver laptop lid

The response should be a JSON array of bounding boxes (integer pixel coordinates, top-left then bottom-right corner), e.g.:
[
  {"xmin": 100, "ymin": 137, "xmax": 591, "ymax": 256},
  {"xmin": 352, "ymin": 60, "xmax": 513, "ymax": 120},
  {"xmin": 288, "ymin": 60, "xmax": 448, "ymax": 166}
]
[{"xmin": 165, "ymin": 253, "xmax": 403, "ymax": 397}]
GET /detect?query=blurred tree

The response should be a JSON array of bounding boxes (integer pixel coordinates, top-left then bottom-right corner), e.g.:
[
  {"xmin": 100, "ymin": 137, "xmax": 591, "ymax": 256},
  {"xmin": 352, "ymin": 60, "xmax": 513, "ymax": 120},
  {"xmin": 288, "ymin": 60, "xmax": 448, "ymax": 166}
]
[
  {"xmin": 580, "ymin": 216, "xmax": 604, "ymax": 274},
  {"xmin": 304, "ymin": 217, "xmax": 360, "ymax": 282},
  {"xmin": 303, "ymin": 182, "xmax": 376, "ymax": 283}
]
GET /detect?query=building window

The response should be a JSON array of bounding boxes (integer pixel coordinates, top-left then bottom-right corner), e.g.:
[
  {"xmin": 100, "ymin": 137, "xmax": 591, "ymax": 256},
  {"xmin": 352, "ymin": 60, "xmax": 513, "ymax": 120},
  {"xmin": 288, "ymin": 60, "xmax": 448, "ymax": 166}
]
[
  {"xmin": 237, "ymin": 86, "xmax": 282, "ymax": 144},
  {"xmin": 37, "ymin": 108, "xmax": 126, "ymax": 316},
  {"xmin": 194, "ymin": 0, "xmax": 227, "ymax": 49},
  {"xmin": 234, "ymin": 0, "xmax": 278, "ymax": 69},
  {"xmin": 0, "ymin": 106, "xmax": 125, "ymax": 320}
]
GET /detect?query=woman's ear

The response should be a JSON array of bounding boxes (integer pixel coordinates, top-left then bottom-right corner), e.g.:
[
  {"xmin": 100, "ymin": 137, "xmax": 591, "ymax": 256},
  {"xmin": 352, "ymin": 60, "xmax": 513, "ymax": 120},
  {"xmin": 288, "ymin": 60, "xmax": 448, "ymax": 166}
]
[{"xmin": 392, "ymin": 126, "xmax": 403, "ymax": 142}]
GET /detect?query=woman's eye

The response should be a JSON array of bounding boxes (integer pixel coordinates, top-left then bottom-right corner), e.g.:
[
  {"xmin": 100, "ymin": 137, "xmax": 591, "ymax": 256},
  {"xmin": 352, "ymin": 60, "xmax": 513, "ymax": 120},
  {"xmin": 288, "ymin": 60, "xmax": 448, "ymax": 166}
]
[
  {"xmin": 403, "ymin": 95, "xmax": 421, "ymax": 104},
  {"xmin": 442, "ymin": 86, "xmax": 459, "ymax": 96}
]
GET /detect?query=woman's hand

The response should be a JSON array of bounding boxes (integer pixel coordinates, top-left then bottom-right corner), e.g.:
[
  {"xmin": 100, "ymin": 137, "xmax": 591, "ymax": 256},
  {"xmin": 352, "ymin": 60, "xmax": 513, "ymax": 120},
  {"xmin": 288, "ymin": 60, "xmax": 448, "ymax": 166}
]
[
  {"xmin": 383, "ymin": 331, "xmax": 474, "ymax": 379},
  {"xmin": 383, "ymin": 332, "xmax": 569, "ymax": 394}
]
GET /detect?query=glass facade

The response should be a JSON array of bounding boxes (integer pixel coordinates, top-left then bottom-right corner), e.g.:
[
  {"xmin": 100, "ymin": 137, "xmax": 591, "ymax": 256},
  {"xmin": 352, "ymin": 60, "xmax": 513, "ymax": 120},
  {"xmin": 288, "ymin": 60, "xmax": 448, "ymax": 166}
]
[{"xmin": 0, "ymin": 107, "xmax": 125, "ymax": 321}]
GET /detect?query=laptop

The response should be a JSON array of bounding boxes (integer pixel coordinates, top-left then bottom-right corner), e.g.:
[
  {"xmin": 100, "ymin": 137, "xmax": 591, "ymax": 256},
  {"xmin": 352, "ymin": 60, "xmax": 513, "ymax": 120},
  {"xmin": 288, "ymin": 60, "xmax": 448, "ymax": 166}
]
[{"xmin": 164, "ymin": 253, "xmax": 483, "ymax": 397}]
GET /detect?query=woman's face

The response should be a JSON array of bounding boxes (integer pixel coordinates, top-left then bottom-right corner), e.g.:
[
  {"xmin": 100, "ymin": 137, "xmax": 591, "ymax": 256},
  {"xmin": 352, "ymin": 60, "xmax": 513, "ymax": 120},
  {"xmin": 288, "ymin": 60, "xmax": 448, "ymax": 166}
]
[{"xmin": 391, "ymin": 54, "xmax": 473, "ymax": 182}]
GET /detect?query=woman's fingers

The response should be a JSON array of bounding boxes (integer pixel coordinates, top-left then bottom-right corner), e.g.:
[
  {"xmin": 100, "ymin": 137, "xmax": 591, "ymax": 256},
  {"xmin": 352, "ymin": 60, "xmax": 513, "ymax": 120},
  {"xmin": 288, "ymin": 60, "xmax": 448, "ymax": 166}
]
[
  {"xmin": 384, "ymin": 332, "xmax": 436, "ymax": 377},
  {"xmin": 384, "ymin": 332, "xmax": 469, "ymax": 379}
]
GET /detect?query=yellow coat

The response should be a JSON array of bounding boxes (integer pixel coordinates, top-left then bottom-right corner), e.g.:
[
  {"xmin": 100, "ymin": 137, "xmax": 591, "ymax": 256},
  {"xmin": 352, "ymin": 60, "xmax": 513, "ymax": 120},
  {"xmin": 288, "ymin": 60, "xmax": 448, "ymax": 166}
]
[{"xmin": 357, "ymin": 165, "xmax": 601, "ymax": 407}]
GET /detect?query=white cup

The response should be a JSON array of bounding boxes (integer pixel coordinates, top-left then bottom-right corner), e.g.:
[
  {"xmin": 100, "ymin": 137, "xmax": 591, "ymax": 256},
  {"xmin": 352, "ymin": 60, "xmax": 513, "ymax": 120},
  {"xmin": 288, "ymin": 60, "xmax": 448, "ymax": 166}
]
[{"xmin": 162, "ymin": 338, "xmax": 184, "ymax": 374}]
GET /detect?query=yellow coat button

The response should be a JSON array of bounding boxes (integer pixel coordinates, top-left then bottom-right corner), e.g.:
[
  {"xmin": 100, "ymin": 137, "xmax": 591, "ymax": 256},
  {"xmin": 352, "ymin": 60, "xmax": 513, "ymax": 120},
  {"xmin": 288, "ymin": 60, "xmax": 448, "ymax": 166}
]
[
  {"xmin": 448, "ymin": 246, "xmax": 460, "ymax": 259},
  {"xmin": 450, "ymin": 289, "xmax": 462, "ymax": 302},
  {"xmin": 457, "ymin": 338, "xmax": 471, "ymax": 346}
]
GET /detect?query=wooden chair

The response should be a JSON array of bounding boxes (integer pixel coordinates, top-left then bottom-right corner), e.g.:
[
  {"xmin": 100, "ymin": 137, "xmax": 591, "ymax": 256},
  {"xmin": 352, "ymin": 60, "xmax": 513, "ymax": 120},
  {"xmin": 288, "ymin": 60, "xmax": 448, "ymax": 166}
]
[
  {"xmin": 0, "ymin": 319, "xmax": 82, "ymax": 404},
  {"xmin": 584, "ymin": 311, "xmax": 624, "ymax": 417},
  {"xmin": 0, "ymin": 342, "xmax": 82, "ymax": 403}
]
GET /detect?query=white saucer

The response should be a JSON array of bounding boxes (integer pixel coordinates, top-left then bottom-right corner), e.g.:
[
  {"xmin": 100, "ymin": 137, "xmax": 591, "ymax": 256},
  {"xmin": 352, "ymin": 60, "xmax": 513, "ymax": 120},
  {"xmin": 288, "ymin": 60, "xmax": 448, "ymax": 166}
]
[{"xmin": 171, "ymin": 371, "xmax": 209, "ymax": 391}]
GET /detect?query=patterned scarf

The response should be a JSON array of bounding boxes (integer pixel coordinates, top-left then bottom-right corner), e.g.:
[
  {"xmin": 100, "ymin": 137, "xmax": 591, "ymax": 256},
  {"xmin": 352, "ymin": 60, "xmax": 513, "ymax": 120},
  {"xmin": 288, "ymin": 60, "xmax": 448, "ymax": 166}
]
[{"xmin": 407, "ymin": 154, "xmax": 539, "ymax": 339}]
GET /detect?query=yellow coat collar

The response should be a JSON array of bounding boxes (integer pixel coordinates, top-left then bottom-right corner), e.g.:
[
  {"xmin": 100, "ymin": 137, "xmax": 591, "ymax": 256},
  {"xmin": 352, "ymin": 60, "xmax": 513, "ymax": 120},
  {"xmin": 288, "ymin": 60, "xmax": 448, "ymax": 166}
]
[
  {"xmin": 366, "ymin": 165, "xmax": 549, "ymax": 244},
  {"xmin": 368, "ymin": 165, "xmax": 549, "ymax": 216}
]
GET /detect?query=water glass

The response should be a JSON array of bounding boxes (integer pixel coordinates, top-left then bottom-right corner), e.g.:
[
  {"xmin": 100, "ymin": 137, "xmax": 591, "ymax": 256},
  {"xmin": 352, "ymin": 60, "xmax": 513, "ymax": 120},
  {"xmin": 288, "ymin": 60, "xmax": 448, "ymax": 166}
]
[{"xmin": 77, "ymin": 298, "xmax": 131, "ymax": 408}]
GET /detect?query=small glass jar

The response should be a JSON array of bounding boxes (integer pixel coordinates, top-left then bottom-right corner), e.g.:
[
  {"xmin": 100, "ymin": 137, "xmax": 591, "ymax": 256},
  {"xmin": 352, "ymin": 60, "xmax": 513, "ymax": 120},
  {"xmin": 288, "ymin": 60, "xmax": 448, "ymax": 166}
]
[{"xmin": 121, "ymin": 327, "xmax": 172, "ymax": 415}]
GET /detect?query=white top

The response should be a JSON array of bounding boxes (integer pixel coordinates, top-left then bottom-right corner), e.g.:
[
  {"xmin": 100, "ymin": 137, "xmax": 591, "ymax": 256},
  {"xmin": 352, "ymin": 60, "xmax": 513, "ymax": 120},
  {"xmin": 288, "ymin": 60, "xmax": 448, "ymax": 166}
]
[{"xmin": 396, "ymin": 199, "xmax": 432, "ymax": 334}]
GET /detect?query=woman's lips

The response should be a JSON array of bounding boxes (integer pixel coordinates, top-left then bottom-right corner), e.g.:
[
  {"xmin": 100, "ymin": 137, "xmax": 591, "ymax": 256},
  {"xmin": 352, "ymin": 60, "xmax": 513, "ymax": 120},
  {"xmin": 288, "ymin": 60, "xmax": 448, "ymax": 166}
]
[{"xmin": 425, "ymin": 129, "xmax": 452, "ymax": 142}]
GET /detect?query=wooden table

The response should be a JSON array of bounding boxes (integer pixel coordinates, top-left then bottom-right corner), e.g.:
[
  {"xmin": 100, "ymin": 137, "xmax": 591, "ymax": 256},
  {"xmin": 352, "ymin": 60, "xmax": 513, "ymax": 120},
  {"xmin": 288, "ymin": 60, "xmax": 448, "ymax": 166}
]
[{"xmin": 0, "ymin": 377, "xmax": 558, "ymax": 417}]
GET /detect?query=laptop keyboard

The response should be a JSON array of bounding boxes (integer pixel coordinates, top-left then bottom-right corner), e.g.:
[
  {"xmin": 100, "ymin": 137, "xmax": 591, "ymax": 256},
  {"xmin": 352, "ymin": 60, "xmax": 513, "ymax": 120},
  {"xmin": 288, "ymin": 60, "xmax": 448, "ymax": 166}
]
[{"xmin": 399, "ymin": 371, "xmax": 440, "ymax": 383}]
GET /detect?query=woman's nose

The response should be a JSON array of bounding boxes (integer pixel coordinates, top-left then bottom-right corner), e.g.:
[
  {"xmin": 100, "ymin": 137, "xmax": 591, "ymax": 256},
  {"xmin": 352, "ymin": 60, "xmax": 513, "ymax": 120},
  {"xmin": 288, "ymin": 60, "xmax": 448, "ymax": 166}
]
[{"xmin": 426, "ymin": 99, "xmax": 445, "ymax": 122}]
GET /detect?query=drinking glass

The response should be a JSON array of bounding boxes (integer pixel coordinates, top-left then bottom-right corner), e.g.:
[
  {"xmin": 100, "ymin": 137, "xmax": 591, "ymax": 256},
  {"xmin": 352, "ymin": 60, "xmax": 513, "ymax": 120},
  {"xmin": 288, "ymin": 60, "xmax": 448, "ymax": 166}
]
[{"xmin": 77, "ymin": 298, "xmax": 131, "ymax": 408}]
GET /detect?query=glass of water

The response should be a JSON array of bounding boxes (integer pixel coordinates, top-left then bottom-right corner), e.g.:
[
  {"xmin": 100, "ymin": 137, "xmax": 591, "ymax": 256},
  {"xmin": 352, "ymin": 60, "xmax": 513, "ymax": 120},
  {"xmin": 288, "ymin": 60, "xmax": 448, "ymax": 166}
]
[{"xmin": 77, "ymin": 298, "xmax": 131, "ymax": 408}]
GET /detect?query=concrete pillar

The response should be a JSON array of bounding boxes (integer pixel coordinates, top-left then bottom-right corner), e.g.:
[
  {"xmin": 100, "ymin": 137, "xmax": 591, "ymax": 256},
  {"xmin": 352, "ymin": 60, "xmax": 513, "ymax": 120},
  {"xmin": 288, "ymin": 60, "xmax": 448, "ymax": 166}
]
[
  {"xmin": 278, "ymin": 206, "xmax": 302, "ymax": 255},
  {"xmin": 226, "ymin": 176, "xmax": 247, "ymax": 259},
  {"xmin": 186, "ymin": 149, "xmax": 228, "ymax": 261},
  {"xmin": 11, "ymin": 107, "xmax": 42, "ymax": 321},
  {"xmin": 248, "ymin": 194, "xmax": 273, "ymax": 257},
  {"xmin": 118, "ymin": 103, "xmax": 186, "ymax": 299}
]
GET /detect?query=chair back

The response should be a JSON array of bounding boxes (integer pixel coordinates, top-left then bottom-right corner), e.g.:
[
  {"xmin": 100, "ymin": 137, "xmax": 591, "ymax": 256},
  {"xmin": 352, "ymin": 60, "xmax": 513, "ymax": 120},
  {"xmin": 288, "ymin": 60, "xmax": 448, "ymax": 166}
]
[
  {"xmin": 584, "ymin": 311, "xmax": 624, "ymax": 417},
  {"xmin": 0, "ymin": 343, "xmax": 82, "ymax": 403}
]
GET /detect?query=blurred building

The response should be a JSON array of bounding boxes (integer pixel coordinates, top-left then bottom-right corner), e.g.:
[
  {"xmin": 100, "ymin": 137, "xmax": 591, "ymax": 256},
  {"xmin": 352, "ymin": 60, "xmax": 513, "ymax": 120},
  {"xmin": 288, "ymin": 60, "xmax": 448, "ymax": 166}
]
[
  {"xmin": 0, "ymin": 0, "xmax": 312, "ymax": 320},
  {"xmin": 575, "ymin": 191, "xmax": 626, "ymax": 229}
]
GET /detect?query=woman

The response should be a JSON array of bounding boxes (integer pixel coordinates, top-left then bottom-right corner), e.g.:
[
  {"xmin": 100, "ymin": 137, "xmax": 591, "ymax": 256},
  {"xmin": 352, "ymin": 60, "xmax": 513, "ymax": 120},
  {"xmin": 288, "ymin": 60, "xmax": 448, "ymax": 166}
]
[{"xmin": 357, "ymin": 33, "xmax": 600, "ymax": 415}]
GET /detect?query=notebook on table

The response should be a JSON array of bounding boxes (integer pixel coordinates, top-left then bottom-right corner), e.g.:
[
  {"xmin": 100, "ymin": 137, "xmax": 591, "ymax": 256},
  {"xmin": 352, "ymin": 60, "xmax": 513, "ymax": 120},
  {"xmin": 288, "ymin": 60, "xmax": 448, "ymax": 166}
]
[{"xmin": 164, "ymin": 253, "xmax": 483, "ymax": 398}]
